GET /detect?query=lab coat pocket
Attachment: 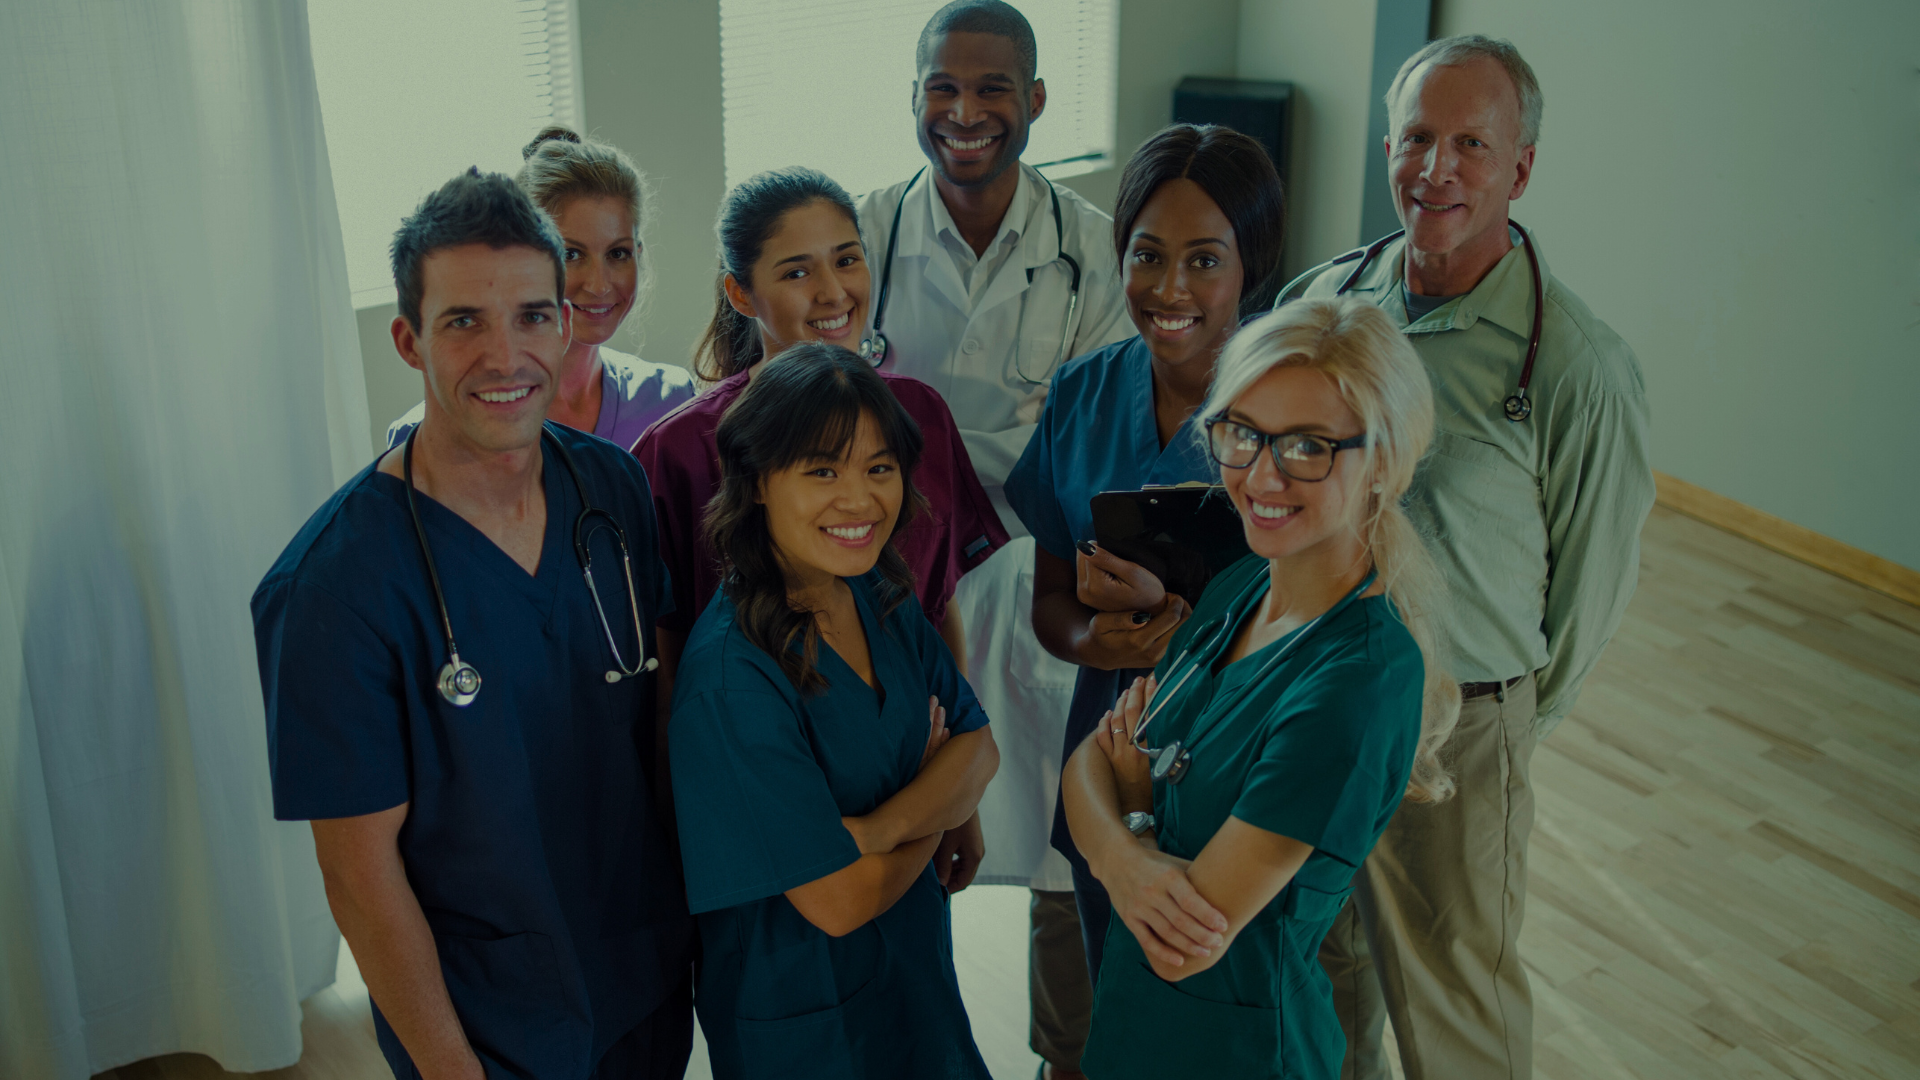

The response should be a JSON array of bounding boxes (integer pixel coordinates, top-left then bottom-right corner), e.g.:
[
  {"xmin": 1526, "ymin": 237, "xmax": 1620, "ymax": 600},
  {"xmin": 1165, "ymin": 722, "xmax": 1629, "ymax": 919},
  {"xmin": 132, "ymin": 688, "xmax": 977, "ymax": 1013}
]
[
  {"xmin": 1083, "ymin": 958, "xmax": 1283, "ymax": 1079},
  {"xmin": 733, "ymin": 966, "xmax": 886, "ymax": 1077},
  {"xmin": 435, "ymin": 930, "xmax": 591, "ymax": 1077}
]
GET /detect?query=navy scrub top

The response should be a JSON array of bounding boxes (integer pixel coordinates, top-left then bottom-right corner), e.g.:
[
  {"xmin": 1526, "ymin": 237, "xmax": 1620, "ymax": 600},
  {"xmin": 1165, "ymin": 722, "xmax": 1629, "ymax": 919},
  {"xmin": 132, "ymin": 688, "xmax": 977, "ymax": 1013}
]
[
  {"xmin": 670, "ymin": 571, "xmax": 992, "ymax": 1080},
  {"xmin": 1003, "ymin": 336, "xmax": 1216, "ymax": 864},
  {"xmin": 1081, "ymin": 556, "xmax": 1424, "ymax": 1080},
  {"xmin": 252, "ymin": 425, "xmax": 693, "ymax": 1079}
]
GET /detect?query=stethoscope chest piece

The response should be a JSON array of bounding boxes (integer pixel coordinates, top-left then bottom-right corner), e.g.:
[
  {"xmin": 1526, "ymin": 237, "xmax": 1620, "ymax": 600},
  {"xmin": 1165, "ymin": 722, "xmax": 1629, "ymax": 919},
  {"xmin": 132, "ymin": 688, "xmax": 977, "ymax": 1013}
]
[
  {"xmin": 1149, "ymin": 740, "xmax": 1191, "ymax": 785},
  {"xmin": 438, "ymin": 655, "xmax": 481, "ymax": 707},
  {"xmin": 859, "ymin": 331, "xmax": 888, "ymax": 366},
  {"xmin": 1503, "ymin": 392, "xmax": 1532, "ymax": 423}
]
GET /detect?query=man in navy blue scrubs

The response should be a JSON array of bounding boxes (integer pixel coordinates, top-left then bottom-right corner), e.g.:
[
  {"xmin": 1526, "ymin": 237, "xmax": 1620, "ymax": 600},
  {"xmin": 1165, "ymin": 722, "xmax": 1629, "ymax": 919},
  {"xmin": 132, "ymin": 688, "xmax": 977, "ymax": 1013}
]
[{"xmin": 252, "ymin": 169, "xmax": 693, "ymax": 1079}]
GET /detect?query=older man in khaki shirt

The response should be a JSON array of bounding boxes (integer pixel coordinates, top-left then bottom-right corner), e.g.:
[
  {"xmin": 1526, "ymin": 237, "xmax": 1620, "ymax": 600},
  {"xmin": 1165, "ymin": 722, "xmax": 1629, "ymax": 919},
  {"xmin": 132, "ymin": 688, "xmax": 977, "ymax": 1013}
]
[{"xmin": 1286, "ymin": 35, "xmax": 1653, "ymax": 1079}]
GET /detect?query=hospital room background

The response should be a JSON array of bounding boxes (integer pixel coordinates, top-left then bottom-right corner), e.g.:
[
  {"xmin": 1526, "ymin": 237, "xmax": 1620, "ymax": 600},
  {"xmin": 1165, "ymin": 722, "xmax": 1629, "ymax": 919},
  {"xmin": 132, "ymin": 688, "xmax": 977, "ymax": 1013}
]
[{"xmin": 2, "ymin": 0, "xmax": 1915, "ymax": 1078}]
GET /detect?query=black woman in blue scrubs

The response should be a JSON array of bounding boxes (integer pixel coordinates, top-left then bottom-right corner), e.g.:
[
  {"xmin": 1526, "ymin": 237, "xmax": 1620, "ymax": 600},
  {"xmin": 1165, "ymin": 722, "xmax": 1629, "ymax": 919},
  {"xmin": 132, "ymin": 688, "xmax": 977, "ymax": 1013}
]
[
  {"xmin": 668, "ymin": 345, "xmax": 1000, "ymax": 1079},
  {"xmin": 252, "ymin": 171, "xmax": 692, "ymax": 1079}
]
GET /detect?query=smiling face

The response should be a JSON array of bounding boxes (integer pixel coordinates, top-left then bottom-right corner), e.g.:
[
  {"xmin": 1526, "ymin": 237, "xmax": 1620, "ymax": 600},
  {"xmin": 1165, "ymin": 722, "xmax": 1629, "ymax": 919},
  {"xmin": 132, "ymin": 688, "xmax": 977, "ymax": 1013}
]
[
  {"xmin": 551, "ymin": 194, "xmax": 638, "ymax": 347},
  {"xmin": 391, "ymin": 242, "xmax": 569, "ymax": 454},
  {"xmin": 725, "ymin": 199, "xmax": 869, "ymax": 362},
  {"xmin": 1124, "ymin": 178, "xmax": 1245, "ymax": 372},
  {"xmin": 1388, "ymin": 57, "xmax": 1534, "ymax": 269},
  {"xmin": 759, "ymin": 410, "xmax": 903, "ymax": 587},
  {"xmin": 914, "ymin": 31, "xmax": 1045, "ymax": 190},
  {"xmin": 1219, "ymin": 365, "xmax": 1372, "ymax": 564}
]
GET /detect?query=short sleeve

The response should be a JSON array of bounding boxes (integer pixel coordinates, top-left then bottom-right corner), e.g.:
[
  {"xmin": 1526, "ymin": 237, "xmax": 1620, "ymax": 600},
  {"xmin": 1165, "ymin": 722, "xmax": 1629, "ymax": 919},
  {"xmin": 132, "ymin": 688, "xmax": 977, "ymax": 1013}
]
[
  {"xmin": 252, "ymin": 578, "xmax": 409, "ymax": 821},
  {"xmin": 1232, "ymin": 655, "xmax": 1421, "ymax": 868},
  {"xmin": 923, "ymin": 390, "xmax": 1009, "ymax": 580},
  {"xmin": 669, "ymin": 686, "xmax": 863, "ymax": 913},
  {"xmin": 1005, "ymin": 387, "xmax": 1074, "ymax": 562}
]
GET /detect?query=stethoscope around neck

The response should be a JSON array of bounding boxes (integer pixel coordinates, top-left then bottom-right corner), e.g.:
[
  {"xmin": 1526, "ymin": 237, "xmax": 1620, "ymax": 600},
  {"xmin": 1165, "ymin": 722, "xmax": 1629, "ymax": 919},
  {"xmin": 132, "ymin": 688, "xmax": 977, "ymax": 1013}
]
[
  {"xmin": 401, "ymin": 423, "xmax": 656, "ymax": 707},
  {"xmin": 859, "ymin": 165, "xmax": 1083, "ymax": 386},
  {"xmin": 1126, "ymin": 570, "xmax": 1378, "ymax": 785},
  {"xmin": 1278, "ymin": 222, "xmax": 1545, "ymax": 423}
]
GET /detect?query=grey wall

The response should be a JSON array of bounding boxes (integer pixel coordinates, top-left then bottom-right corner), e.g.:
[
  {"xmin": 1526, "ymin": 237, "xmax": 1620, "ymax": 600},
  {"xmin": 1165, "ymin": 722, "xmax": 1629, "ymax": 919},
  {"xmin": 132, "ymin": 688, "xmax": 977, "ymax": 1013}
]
[
  {"xmin": 1432, "ymin": 0, "xmax": 1920, "ymax": 570},
  {"xmin": 1058, "ymin": 0, "xmax": 1242, "ymax": 214}
]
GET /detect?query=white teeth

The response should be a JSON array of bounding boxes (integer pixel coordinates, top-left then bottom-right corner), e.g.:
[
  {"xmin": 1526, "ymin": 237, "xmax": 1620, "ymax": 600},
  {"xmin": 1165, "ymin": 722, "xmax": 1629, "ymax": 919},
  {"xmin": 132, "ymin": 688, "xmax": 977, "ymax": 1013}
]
[
  {"xmin": 580, "ymin": 305, "xmax": 613, "ymax": 315},
  {"xmin": 477, "ymin": 387, "xmax": 532, "ymax": 403},
  {"xmin": 944, "ymin": 136, "xmax": 993, "ymax": 151},
  {"xmin": 1418, "ymin": 201, "xmax": 1455, "ymax": 212},
  {"xmin": 1250, "ymin": 502, "xmax": 1298, "ymax": 520},
  {"xmin": 1152, "ymin": 314, "xmax": 1196, "ymax": 331},
  {"xmin": 825, "ymin": 523, "xmax": 873, "ymax": 540},
  {"xmin": 809, "ymin": 313, "xmax": 850, "ymax": 331}
]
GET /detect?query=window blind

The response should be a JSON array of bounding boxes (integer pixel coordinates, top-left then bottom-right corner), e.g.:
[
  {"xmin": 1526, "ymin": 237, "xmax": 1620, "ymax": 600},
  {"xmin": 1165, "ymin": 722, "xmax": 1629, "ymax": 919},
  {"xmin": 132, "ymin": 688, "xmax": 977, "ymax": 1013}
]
[
  {"xmin": 308, "ymin": 0, "xmax": 584, "ymax": 306},
  {"xmin": 719, "ymin": 0, "xmax": 1117, "ymax": 196}
]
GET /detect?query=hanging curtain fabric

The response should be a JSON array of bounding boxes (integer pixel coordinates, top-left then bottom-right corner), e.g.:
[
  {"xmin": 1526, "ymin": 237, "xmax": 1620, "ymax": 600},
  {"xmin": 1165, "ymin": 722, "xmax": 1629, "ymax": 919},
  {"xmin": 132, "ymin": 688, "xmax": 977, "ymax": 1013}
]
[{"xmin": 0, "ymin": 2, "xmax": 369, "ymax": 1076}]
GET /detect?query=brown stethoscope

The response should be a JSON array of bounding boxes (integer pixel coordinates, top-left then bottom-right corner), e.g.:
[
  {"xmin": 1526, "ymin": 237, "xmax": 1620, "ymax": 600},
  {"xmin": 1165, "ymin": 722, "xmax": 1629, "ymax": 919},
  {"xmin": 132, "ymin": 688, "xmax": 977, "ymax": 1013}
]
[{"xmin": 1279, "ymin": 222, "xmax": 1544, "ymax": 422}]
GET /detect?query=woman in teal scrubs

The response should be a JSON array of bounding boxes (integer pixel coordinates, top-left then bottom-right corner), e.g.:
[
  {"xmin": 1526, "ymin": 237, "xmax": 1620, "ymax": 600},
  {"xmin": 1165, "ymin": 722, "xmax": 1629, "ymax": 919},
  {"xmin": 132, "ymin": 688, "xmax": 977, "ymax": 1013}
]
[
  {"xmin": 669, "ymin": 345, "xmax": 999, "ymax": 1080},
  {"xmin": 1007, "ymin": 123, "xmax": 1289, "ymax": 979},
  {"xmin": 1062, "ymin": 297, "xmax": 1463, "ymax": 1079}
]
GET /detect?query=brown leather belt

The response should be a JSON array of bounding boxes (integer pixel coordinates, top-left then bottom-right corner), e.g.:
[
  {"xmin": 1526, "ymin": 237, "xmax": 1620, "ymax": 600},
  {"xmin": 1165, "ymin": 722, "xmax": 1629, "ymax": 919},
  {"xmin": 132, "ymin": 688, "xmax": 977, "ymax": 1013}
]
[{"xmin": 1461, "ymin": 675, "xmax": 1525, "ymax": 701}]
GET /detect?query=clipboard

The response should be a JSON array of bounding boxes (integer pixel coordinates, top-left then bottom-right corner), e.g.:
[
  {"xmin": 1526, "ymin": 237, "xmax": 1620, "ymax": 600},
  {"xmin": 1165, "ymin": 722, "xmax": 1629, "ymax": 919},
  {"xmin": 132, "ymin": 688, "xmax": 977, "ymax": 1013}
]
[{"xmin": 1089, "ymin": 483, "xmax": 1249, "ymax": 602}]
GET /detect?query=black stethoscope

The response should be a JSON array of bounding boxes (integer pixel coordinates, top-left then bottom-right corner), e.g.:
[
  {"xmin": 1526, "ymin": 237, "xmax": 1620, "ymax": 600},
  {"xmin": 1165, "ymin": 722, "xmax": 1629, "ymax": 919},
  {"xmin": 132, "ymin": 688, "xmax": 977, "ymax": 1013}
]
[
  {"xmin": 860, "ymin": 166, "xmax": 1083, "ymax": 386},
  {"xmin": 1278, "ymin": 222, "xmax": 1544, "ymax": 422},
  {"xmin": 401, "ymin": 423, "xmax": 656, "ymax": 707},
  {"xmin": 1126, "ymin": 570, "xmax": 1378, "ymax": 784}
]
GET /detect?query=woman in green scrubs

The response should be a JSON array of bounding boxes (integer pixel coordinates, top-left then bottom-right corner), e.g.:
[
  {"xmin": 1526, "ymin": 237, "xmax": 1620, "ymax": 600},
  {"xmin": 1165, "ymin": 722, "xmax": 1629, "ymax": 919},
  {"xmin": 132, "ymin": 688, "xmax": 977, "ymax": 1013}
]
[
  {"xmin": 669, "ymin": 345, "xmax": 999, "ymax": 1079},
  {"xmin": 1063, "ymin": 297, "xmax": 1463, "ymax": 1079}
]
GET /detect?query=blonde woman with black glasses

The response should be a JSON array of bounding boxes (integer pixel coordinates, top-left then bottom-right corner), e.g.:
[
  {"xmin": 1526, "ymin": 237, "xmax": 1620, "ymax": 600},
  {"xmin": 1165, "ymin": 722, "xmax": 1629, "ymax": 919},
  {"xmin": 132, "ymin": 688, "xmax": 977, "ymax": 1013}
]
[{"xmin": 1063, "ymin": 296, "xmax": 1459, "ymax": 1079}]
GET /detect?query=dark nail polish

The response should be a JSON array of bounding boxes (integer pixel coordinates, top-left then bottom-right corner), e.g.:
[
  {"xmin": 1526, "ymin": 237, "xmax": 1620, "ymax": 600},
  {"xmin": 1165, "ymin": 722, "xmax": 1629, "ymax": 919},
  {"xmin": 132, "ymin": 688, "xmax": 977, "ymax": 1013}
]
[
  {"xmin": 1076, "ymin": 540, "xmax": 1098, "ymax": 557},
  {"xmin": 1131, "ymin": 610, "xmax": 1151, "ymax": 625}
]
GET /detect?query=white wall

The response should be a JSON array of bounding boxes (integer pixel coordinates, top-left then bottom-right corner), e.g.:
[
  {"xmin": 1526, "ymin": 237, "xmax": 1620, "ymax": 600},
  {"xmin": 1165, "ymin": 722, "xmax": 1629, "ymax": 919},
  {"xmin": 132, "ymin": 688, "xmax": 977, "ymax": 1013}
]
[
  {"xmin": 1237, "ymin": 0, "xmax": 1378, "ymax": 280},
  {"xmin": 1432, "ymin": 0, "xmax": 1920, "ymax": 569}
]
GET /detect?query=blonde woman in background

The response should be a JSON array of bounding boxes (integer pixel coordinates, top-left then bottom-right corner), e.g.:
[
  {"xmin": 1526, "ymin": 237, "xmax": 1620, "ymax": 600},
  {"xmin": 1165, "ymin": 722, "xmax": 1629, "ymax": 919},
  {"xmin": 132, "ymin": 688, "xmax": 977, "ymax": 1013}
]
[
  {"xmin": 1063, "ymin": 296, "xmax": 1459, "ymax": 1079},
  {"xmin": 388, "ymin": 126, "xmax": 695, "ymax": 450}
]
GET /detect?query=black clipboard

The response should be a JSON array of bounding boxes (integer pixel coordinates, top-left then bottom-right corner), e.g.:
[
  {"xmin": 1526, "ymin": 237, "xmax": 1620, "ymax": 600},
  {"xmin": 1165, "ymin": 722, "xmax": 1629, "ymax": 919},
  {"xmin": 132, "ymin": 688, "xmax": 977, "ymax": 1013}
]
[{"xmin": 1089, "ymin": 484, "xmax": 1249, "ymax": 602}]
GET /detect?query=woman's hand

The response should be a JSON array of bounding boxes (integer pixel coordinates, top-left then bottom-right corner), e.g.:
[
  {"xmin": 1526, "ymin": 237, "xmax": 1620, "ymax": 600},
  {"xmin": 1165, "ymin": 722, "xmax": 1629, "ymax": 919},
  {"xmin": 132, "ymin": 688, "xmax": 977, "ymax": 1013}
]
[
  {"xmin": 1082, "ymin": 593, "xmax": 1191, "ymax": 671},
  {"xmin": 1075, "ymin": 542, "xmax": 1165, "ymax": 613},
  {"xmin": 932, "ymin": 811, "xmax": 985, "ymax": 893},
  {"xmin": 920, "ymin": 697, "xmax": 949, "ymax": 771},
  {"xmin": 1104, "ymin": 844, "xmax": 1228, "ymax": 969},
  {"xmin": 1095, "ymin": 676, "xmax": 1158, "ymax": 814}
]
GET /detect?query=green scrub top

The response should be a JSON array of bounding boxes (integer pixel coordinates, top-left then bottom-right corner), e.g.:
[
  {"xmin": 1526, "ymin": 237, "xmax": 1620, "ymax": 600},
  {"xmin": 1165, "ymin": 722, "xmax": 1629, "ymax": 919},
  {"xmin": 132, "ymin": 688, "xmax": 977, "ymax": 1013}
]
[{"xmin": 1081, "ymin": 556, "xmax": 1424, "ymax": 1079}]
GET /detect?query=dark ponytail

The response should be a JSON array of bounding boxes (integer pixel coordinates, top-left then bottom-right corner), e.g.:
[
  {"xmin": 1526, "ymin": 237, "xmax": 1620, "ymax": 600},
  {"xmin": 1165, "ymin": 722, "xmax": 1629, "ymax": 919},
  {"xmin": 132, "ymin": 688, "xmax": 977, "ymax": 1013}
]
[
  {"xmin": 694, "ymin": 167, "xmax": 861, "ymax": 382},
  {"xmin": 702, "ymin": 344, "xmax": 925, "ymax": 692}
]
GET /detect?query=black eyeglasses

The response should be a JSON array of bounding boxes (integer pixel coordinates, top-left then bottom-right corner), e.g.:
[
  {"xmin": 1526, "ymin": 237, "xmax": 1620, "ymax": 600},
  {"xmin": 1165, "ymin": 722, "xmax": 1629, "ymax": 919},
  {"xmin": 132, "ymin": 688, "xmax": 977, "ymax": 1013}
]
[{"xmin": 1204, "ymin": 414, "xmax": 1368, "ymax": 482}]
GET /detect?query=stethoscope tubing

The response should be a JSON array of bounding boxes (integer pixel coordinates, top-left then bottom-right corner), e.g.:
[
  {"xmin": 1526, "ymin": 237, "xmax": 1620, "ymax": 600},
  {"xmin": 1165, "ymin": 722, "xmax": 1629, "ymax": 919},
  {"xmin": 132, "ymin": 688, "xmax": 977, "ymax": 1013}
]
[
  {"xmin": 402, "ymin": 423, "xmax": 653, "ymax": 707},
  {"xmin": 864, "ymin": 166, "xmax": 1082, "ymax": 385},
  {"xmin": 1276, "ymin": 223, "xmax": 1545, "ymax": 423},
  {"xmin": 1129, "ymin": 570, "xmax": 1379, "ymax": 784}
]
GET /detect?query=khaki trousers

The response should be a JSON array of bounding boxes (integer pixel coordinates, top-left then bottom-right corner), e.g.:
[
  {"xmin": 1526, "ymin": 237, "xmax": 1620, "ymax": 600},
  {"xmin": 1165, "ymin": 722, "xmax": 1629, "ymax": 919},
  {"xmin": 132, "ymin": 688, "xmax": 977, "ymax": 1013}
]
[
  {"xmin": 1320, "ymin": 675, "xmax": 1538, "ymax": 1080},
  {"xmin": 1030, "ymin": 888, "xmax": 1093, "ymax": 1071}
]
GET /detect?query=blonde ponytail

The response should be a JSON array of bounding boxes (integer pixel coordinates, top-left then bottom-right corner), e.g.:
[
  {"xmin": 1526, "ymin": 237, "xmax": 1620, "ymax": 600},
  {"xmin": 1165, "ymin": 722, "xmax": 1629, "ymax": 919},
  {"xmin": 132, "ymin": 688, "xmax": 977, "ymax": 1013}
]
[{"xmin": 1200, "ymin": 296, "xmax": 1460, "ymax": 802}]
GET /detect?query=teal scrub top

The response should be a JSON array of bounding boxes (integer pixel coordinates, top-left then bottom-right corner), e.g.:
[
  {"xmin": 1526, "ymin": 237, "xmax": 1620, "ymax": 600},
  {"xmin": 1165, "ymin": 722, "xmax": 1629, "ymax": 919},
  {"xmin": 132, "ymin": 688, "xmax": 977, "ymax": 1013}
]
[
  {"xmin": 1081, "ymin": 556, "xmax": 1424, "ymax": 1080},
  {"xmin": 669, "ymin": 571, "xmax": 993, "ymax": 1080}
]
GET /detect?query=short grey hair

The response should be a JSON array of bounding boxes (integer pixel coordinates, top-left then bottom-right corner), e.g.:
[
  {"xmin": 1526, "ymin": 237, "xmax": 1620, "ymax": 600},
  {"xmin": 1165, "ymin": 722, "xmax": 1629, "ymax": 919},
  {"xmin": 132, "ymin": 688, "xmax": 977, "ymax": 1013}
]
[{"xmin": 1386, "ymin": 34, "xmax": 1542, "ymax": 148}]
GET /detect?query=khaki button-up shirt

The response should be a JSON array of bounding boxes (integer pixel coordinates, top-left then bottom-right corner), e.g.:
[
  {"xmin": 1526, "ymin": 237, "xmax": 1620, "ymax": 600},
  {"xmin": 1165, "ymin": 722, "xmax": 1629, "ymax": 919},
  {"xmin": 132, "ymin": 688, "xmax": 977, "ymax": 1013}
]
[{"xmin": 1300, "ymin": 229, "xmax": 1653, "ymax": 734}]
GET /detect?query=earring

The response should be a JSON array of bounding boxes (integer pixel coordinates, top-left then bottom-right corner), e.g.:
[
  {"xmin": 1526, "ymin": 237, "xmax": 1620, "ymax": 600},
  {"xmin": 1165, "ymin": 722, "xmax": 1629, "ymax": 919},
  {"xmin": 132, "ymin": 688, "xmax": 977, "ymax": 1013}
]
[{"xmin": 1371, "ymin": 482, "xmax": 1385, "ymax": 494}]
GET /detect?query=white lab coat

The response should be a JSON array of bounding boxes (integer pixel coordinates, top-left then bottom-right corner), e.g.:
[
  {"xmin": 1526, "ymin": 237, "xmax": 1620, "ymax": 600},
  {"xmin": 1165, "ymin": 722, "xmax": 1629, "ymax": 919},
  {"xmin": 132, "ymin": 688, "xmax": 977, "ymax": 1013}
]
[{"xmin": 859, "ymin": 162, "xmax": 1132, "ymax": 889}]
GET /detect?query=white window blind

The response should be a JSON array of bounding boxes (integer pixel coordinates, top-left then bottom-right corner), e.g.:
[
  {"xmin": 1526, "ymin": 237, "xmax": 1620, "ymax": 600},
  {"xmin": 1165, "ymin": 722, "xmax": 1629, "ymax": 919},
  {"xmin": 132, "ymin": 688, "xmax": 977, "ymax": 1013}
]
[
  {"xmin": 719, "ymin": 0, "xmax": 1116, "ymax": 196},
  {"xmin": 308, "ymin": 0, "xmax": 584, "ymax": 307}
]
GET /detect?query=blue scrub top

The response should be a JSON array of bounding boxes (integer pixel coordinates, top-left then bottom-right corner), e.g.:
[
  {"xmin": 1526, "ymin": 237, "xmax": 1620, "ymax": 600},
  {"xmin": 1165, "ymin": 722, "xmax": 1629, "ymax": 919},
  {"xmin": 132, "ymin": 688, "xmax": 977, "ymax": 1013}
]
[
  {"xmin": 670, "ymin": 572, "xmax": 992, "ymax": 1080},
  {"xmin": 1082, "ymin": 556, "xmax": 1424, "ymax": 1080},
  {"xmin": 252, "ymin": 426, "xmax": 692, "ymax": 1079},
  {"xmin": 1003, "ymin": 335, "xmax": 1217, "ymax": 875}
]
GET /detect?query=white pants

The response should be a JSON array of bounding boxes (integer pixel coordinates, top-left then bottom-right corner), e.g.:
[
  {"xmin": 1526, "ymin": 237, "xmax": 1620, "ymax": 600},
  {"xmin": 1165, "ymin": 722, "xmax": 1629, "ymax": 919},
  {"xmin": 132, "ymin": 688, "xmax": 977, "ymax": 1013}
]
[{"xmin": 951, "ymin": 537, "xmax": 1079, "ymax": 891}]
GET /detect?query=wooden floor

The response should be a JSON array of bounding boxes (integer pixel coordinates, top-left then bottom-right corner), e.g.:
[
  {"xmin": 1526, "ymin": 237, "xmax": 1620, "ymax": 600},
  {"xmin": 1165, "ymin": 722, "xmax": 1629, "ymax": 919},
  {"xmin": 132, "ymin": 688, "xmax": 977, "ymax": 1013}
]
[{"xmin": 97, "ymin": 506, "xmax": 1920, "ymax": 1080}]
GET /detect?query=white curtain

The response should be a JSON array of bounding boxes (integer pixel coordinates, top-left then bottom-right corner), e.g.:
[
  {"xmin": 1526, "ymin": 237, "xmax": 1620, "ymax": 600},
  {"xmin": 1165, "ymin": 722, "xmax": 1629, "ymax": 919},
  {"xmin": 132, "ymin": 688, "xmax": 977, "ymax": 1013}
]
[{"xmin": 0, "ymin": 3, "xmax": 370, "ymax": 1076}]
